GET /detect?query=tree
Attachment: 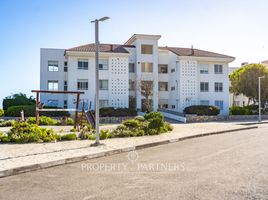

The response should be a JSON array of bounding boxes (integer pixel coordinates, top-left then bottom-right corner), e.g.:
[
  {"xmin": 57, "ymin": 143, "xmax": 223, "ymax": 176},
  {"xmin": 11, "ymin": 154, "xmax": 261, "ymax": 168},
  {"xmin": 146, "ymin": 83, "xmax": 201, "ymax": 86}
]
[
  {"xmin": 138, "ymin": 80, "xmax": 154, "ymax": 112},
  {"xmin": 3, "ymin": 93, "xmax": 35, "ymax": 111},
  {"xmin": 229, "ymin": 64, "xmax": 268, "ymax": 106}
]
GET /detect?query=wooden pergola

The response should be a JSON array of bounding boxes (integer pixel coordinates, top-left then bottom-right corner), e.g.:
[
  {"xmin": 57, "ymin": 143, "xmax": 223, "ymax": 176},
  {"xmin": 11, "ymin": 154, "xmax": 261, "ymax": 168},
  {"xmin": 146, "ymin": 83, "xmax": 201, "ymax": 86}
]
[{"xmin": 31, "ymin": 90, "xmax": 85, "ymax": 129}]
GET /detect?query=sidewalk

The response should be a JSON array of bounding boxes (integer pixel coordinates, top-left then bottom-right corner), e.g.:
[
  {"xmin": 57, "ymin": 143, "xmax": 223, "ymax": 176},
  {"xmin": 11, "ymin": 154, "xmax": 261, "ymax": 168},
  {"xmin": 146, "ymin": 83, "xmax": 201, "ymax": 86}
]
[{"xmin": 0, "ymin": 123, "xmax": 257, "ymax": 178}]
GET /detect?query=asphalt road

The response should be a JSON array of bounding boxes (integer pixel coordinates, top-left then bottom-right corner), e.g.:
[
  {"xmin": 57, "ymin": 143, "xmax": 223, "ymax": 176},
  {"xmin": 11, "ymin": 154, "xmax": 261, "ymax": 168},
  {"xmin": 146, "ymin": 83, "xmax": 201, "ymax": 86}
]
[{"xmin": 1, "ymin": 124, "xmax": 268, "ymax": 200}]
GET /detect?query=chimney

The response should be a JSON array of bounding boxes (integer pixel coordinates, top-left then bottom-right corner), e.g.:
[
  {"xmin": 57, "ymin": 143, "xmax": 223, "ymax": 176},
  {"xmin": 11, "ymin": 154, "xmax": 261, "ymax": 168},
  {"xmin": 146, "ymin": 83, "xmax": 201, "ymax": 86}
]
[{"xmin": 191, "ymin": 45, "xmax": 194, "ymax": 55}]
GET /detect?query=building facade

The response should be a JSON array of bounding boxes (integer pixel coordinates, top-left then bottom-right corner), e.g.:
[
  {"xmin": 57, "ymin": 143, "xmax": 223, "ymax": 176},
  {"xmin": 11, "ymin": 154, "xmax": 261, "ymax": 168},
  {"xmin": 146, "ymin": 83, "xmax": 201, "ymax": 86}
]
[{"xmin": 40, "ymin": 34, "xmax": 235, "ymax": 115}]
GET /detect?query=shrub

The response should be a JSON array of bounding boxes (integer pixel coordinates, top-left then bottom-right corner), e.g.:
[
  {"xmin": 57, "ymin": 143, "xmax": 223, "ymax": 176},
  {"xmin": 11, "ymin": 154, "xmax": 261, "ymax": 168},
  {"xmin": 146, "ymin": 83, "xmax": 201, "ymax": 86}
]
[
  {"xmin": 27, "ymin": 116, "xmax": 59, "ymax": 125},
  {"xmin": 100, "ymin": 129, "xmax": 111, "ymax": 140},
  {"xmin": 61, "ymin": 133, "xmax": 77, "ymax": 141},
  {"xmin": 0, "ymin": 109, "xmax": 4, "ymax": 117},
  {"xmin": 229, "ymin": 106, "xmax": 252, "ymax": 115},
  {"xmin": 184, "ymin": 105, "xmax": 220, "ymax": 116},
  {"xmin": 6, "ymin": 105, "xmax": 35, "ymax": 117},
  {"xmin": 0, "ymin": 120, "xmax": 15, "ymax": 127},
  {"xmin": 39, "ymin": 116, "xmax": 59, "ymax": 125},
  {"xmin": 134, "ymin": 116, "xmax": 145, "ymax": 122},
  {"xmin": 144, "ymin": 112, "xmax": 164, "ymax": 121},
  {"xmin": 122, "ymin": 119, "xmax": 141, "ymax": 129},
  {"xmin": 0, "ymin": 132, "xmax": 10, "ymax": 142},
  {"xmin": 7, "ymin": 122, "xmax": 59, "ymax": 143},
  {"xmin": 110, "ymin": 125, "xmax": 133, "ymax": 138},
  {"xmin": 66, "ymin": 118, "xmax": 74, "ymax": 125}
]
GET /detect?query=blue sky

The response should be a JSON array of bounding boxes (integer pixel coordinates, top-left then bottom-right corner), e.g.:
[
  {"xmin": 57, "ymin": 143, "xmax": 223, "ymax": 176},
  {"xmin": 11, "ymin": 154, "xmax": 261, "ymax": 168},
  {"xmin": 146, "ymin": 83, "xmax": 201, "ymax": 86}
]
[{"xmin": 0, "ymin": 0, "xmax": 267, "ymax": 106}]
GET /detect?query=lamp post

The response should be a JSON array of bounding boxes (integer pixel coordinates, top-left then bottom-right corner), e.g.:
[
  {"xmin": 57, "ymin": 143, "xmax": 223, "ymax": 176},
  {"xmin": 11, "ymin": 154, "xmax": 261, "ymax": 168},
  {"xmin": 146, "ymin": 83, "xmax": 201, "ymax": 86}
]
[
  {"xmin": 258, "ymin": 76, "xmax": 265, "ymax": 122},
  {"xmin": 91, "ymin": 16, "xmax": 109, "ymax": 145}
]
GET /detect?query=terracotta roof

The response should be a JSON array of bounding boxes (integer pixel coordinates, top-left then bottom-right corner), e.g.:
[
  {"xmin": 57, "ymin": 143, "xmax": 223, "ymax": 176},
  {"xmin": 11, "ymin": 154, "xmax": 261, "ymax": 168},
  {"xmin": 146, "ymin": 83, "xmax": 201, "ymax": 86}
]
[
  {"xmin": 66, "ymin": 43, "xmax": 135, "ymax": 53},
  {"xmin": 159, "ymin": 46, "xmax": 234, "ymax": 59}
]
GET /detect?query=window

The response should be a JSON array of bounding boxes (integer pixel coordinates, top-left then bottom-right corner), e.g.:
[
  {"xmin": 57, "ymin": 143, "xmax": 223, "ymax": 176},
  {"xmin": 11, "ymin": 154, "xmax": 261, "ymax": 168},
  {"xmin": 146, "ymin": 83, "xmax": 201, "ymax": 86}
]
[
  {"xmin": 48, "ymin": 81, "xmax": 58, "ymax": 91},
  {"xmin": 64, "ymin": 61, "xmax": 68, "ymax": 72},
  {"xmin": 47, "ymin": 100, "xmax": 58, "ymax": 107},
  {"xmin": 64, "ymin": 100, "xmax": 68, "ymax": 109},
  {"xmin": 99, "ymin": 80, "xmax": 108, "ymax": 90},
  {"xmin": 200, "ymin": 64, "xmax": 209, "ymax": 74},
  {"xmin": 171, "ymin": 105, "xmax": 176, "ymax": 109},
  {"xmin": 99, "ymin": 100, "xmax": 109, "ymax": 108},
  {"xmin": 200, "ymin": 100, "xmax": 210, "ymax": 105},
  {"xmin": 78, "ymin": 59, "xmax": 88, "ymax": 70},
  {"xmin": 141, "ymin": 62, "xmax": 153, "ymax": 72},
  {"xmin": 129, "ymin": 63, "xmax": 135, "ymax": 73},
  {"xmin": 64, "ymin": 81, "xmax": 68, "ymax": 91},
  {"xmin": 48, "ymin": 61, "xmax": 58, "ymax": 72},
  {"xmin": 129, "ymin": 80, "xmax": 135, "ymax": 90},
  {"xmin": 141, "ymin": 45, "xmax": 153, "ymax": 54},
  {"xmin": 77, "ymin": 79, "xmax": 88, "ymax": 90},
  {"xmin": 214, "ymin": 64, "xmax": 223, "ymax": 74},
  {"xmin": 215, "ymin": 100, "xmax": 224, "ymax": 110},
  {"xmin": 159, "ymin": 82, "xmax": 168, "ymax": 91},
  {"xmin": 99, "ymin": 60, "xmax": 108, "ymax": 70},
  {"xmin": 171, "ymin": 68, "xmax": 175, "ymax": 73},
  {"xmin": 200, "ymin": 82, "xmax": 209, "ymax": 92},
  {"xmin": 171, "ymin": 86, "xmax": 176, "ymax": 91},
  {"xmin": 158, "ymin": 64, "xmax": 168, "ymax": 73},
  {"xmin": 215, "ymin": 82, "xmax": 223, "ymax": 92},
  {"xmin": 158, "ymin": 99, "xmax": 168, "ymax": 109}
]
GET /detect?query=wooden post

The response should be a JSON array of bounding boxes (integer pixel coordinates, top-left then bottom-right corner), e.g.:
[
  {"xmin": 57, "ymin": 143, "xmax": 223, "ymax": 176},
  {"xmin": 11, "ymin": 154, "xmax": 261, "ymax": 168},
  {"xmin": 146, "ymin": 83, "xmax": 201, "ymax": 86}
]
[
  {"xmin": 74, "ymin": 93, "xmax": 80, "ymax": 130},
  {"xmin": 36, "ymin": 92, "xmax": 39, "ymax": 125}
]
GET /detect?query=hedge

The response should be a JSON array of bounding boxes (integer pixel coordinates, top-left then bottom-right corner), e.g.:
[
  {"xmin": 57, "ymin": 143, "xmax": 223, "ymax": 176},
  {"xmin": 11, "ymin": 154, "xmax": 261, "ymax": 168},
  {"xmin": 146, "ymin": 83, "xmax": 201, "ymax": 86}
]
[
  {"xmin": 5, "ymin": 105, "xmax": 70, "ymax": 117},
  {"xmin": 3, "ymin": 95, "xmax": 35, "ymax": 111},
  {"xmin": 6, "ymin": 105, "xmax": 36, "ymax": 117},
  {"xmin": 184, "ymin": 105, "xmax": 220, "ymax": 116},
  {"xmin": 100, "ymin": 107, "xmax": 137, "ymax": 117}
]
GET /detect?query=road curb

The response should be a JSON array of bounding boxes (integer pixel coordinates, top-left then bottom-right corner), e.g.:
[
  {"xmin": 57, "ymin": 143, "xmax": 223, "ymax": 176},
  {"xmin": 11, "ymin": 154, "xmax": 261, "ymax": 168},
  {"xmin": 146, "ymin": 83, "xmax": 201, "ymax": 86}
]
[{"xmin": 0, "ymin": 125, "xmax": 258, "ymax": 178}]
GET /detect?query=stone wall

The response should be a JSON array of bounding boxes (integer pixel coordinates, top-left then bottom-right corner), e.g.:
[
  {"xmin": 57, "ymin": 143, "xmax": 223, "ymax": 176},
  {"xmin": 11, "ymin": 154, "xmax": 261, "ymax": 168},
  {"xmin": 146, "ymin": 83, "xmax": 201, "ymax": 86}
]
[{"xmin": 186, "ymin": 114, "xmax": 268, "ymax": 123}]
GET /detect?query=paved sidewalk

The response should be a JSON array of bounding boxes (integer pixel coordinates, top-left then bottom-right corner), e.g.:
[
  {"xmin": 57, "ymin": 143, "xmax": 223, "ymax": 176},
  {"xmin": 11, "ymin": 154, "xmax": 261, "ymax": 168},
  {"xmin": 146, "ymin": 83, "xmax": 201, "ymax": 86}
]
[{"xmin": 0, "ymin": 123, "xmax": 257, "ymax": 177}]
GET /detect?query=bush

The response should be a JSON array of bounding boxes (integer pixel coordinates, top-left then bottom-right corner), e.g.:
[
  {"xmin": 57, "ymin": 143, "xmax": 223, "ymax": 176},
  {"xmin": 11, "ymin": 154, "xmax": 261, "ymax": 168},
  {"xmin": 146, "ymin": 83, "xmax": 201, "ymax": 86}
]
[
  {"xmin": 0, "ymin": 109, "xmax": 4, "ymax": 117},
  {"xmin": 61, "ymin": 133, "xmax": 77, "ymax": 141},
  {"xmin": 230, "ymin": 106, "xmax": 253, "ymax": 115},
  {"xmin": 66, "ymin": 118, "xmax": 74, "ymax": 125},
  {"xmin": 100, "ymin": 129, "xmax": 111, "ymax": 140},
  {"xmin": 7, "ymin": 122, "xmax": 59, "ymax": 143},
  {"xmin": 184, "ymin": 105, "xmax": 220, "ymax": 116},
  {"xmin": 27, "ymin": 116, "xmax": 60, "ymax": 125},
  {"xmin": 6, "ymin": 105, "xmax": 35, "ymax": 117},
  {"xmin": 134, "ymin": 116, "xmax": 145, "ymax": 122},
  {"xmin": 0, "ymin": 120, "xmax": 15, "ymax": 127},
  {"xmin": 100, "ymin": 107, "xmax": 137, "ymax": 117},
  {"xmin": 122, "ymin": 119, "xmax": 141, "ymax": 129},
  {"xmin": 144, "ymin": 112, "xmax": 164, "ymax": 121},
  {"xmin": 110, "ymin": 112, "xmax": 171, "ymax": 138},
  {"xmin": 0, "ymin": 132, "xmax": 10, "ymax": 142}
]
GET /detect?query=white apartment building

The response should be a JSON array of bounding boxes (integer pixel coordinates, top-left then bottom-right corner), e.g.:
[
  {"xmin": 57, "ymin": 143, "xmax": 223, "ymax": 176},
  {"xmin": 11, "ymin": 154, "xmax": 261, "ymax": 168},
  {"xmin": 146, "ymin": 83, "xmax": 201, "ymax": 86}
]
[{"xmin": 40, "ymin": 34, "xmax": 235, "ymax": 115}]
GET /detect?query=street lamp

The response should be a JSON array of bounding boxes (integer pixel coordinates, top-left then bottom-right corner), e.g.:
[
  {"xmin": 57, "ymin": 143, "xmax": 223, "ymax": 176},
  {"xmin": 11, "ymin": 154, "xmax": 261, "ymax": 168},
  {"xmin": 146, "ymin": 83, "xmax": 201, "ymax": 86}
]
[
  {"xmin": 91, "ymin": 16, "xmax": 109, "ymax": 145},
  {"xmin": 258, "ymin": 76, "xmax": 265, "ymax": 122}
]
